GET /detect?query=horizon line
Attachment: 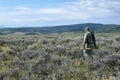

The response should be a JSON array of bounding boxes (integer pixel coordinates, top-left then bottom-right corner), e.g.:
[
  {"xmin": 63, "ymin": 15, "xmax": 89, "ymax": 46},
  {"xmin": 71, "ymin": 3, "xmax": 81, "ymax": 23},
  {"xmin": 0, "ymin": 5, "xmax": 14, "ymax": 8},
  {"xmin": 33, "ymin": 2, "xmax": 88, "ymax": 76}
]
[{"xmin": 1, "ymin": 23, "xmax": 120, "ymax": 28}]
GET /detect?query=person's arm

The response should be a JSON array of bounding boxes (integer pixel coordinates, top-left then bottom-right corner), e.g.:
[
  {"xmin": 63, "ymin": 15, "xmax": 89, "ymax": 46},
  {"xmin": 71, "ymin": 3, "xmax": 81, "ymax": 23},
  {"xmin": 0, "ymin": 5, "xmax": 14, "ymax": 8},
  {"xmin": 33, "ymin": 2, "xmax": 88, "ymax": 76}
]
[{"xmin": 82, "ymin": 33, "xmax": 87, "ymax": 49}]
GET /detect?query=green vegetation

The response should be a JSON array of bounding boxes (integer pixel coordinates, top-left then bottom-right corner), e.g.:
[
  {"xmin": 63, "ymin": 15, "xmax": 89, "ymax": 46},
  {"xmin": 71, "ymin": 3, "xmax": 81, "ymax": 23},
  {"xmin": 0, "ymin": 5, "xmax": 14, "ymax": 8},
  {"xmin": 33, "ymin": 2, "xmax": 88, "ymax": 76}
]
[
  {"xmin": 0, "ymin": 23, "xmax": 120, "ymax": 35},
  {"xmin": 0, "ymin": 32, "xmax": 120, "ymax": 80}
]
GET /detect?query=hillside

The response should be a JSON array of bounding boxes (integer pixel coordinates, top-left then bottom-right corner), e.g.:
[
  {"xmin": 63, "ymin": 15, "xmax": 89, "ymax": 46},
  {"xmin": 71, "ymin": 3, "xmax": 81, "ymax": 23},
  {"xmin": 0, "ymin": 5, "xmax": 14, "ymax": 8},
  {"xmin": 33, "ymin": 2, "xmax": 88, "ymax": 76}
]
[{"xmin": 0, "ymin": 23, "xmax": 120, "ymax": 35}]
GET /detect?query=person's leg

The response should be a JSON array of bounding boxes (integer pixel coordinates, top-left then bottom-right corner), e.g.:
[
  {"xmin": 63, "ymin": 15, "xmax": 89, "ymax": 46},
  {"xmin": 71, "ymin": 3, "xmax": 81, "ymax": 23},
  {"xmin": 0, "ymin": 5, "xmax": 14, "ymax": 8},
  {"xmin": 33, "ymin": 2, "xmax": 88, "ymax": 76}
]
[{"xmin": 83, "ymin": 50, "xmax": 93, "ymax": 64}]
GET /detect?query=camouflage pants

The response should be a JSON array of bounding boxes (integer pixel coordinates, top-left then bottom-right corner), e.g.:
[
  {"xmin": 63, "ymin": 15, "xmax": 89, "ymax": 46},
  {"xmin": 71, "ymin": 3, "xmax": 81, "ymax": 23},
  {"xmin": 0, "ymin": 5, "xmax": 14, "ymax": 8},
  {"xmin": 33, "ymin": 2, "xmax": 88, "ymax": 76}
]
[
  {"xmin": 83, "ymin": 50, "xmax": 93, "ymax": 64},
  {"xmin": 83, "ymin": 44, "xmax": 94, "ymax": 64}
]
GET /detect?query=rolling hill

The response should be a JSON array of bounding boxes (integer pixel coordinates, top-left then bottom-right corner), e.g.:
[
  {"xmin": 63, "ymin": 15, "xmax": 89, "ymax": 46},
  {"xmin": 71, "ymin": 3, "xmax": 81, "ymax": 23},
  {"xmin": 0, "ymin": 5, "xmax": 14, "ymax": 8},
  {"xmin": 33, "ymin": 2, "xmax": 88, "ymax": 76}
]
[{"xmin": 0, "ymin": 23, "xmax": 120, "ymax": 35}]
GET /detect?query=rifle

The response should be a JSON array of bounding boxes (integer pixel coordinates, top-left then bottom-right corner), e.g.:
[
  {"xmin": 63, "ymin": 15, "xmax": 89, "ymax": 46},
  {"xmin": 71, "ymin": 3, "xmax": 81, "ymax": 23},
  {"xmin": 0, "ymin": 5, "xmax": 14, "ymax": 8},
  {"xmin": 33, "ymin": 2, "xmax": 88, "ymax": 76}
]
[{"xmin": 91, "ymin": 30, "xmax": 97, "ymax": 48}]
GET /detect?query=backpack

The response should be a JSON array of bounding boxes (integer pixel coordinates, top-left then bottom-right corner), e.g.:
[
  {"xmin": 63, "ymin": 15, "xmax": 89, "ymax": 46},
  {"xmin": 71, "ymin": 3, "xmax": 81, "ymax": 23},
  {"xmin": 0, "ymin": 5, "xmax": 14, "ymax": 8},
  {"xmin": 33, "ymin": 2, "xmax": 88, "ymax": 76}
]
[{"xmin": 91, "ymin": 30, "xmax": 97, "ymax": 48}]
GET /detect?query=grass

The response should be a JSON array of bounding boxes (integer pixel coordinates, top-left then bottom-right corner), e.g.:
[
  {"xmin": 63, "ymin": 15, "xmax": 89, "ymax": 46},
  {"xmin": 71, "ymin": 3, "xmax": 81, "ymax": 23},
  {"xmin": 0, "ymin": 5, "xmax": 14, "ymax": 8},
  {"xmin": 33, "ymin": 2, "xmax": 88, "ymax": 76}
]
[{"xmin": 0, "ymin": 32, "xmax": 120, "ymax": 80}]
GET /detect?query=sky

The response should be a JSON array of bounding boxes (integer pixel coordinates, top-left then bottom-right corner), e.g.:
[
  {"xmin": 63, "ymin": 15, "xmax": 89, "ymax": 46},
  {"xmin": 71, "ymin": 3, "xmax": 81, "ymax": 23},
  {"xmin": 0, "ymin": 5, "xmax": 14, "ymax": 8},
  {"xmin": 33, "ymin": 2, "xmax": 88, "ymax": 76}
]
[{"xmin": 0, "ymin": 0, "xmax": 120, "ymax": 27}]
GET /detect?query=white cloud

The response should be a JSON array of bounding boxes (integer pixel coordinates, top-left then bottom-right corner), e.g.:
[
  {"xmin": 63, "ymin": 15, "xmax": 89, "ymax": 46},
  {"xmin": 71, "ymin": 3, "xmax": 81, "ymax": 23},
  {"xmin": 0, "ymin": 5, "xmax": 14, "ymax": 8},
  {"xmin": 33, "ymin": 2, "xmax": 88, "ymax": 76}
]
[
  {"xmin": 0, "ymin": 0, "xmax": 120, "ymax": 26},
  {"xmin": 37, "ymin": 8, "xmax": 67, "ymax": 14},
  {"xmin": 15, "ymin": 6, "xmax": 33, "ymax": 11},
  {"xmin": 0, "ymin": 7, "xmax": 8, "ymax": 10},
  {"xmin": 67, "ymin": 0, "xmax": 120, "ymax": 18}
]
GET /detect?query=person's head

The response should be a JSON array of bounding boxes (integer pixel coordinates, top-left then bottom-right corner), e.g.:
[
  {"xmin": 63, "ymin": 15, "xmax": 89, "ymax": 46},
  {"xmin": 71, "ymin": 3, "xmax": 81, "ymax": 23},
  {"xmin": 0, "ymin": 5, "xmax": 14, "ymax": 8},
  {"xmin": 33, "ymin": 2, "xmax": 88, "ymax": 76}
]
[{"xmin": 85, "ymin": 27, "xmax": 90, "ymax": 32}]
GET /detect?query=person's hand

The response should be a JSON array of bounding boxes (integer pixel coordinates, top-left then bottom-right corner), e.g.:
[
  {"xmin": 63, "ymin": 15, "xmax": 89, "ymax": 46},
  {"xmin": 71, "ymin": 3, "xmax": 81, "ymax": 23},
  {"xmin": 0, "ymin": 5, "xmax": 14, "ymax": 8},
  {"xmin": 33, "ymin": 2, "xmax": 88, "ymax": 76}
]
[
  {"xmin": 83, "ymin": 46, "xmax": 85, "ymax": 50},
  {"xmin": 80, "ymin": 46, "xmax": 90, "ymax": 50},
  {"xmin": 80, "ymin": 47, "xmax": 84, "ymax": 50}
]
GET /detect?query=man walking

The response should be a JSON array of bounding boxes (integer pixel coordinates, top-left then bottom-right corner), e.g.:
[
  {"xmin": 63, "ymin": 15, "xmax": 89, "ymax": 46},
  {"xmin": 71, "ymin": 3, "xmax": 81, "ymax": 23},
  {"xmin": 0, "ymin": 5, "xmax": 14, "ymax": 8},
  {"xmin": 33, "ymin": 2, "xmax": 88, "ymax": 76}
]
[{"xmin": 82, "ymin": 27, "xmax": 96, "ymax": 64}]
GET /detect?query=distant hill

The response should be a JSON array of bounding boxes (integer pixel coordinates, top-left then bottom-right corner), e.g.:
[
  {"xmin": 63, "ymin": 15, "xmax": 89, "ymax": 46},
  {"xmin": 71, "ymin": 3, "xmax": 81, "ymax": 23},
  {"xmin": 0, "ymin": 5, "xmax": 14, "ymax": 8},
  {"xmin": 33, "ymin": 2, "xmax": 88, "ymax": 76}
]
[
  {"xmin": 0, "ymin": 23, "xmax": 120, "ymax": 35},
  {"xmin": 0, "ymin": 25, "xmax": 7, "ymax": 29}
]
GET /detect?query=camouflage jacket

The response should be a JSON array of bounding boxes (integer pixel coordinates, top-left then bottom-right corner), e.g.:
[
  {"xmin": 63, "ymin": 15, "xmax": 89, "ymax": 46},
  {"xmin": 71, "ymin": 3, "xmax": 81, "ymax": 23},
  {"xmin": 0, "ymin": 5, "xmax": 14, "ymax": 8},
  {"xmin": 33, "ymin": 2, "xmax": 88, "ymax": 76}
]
[{"xmin": 83, "ymin": 31, "xmax": 95, "ymax": 48}]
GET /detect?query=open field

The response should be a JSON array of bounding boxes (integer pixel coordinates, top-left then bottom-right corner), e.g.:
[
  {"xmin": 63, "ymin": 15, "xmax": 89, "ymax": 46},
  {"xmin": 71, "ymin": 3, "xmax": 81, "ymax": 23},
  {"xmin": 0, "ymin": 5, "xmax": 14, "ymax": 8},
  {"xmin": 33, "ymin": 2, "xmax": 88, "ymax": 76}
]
[{"xmin": 0, "ymin": 32, "xmax": 120, "ymax": 80}]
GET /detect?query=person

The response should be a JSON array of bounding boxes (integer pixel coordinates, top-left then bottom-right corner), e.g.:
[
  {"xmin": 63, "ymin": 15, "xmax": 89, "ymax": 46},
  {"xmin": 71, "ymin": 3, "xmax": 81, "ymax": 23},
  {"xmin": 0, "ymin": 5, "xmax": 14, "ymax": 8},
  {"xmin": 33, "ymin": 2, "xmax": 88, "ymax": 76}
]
[{"xmin": 82, "ymin": 27, "xmax": 96, "ymax": 64}]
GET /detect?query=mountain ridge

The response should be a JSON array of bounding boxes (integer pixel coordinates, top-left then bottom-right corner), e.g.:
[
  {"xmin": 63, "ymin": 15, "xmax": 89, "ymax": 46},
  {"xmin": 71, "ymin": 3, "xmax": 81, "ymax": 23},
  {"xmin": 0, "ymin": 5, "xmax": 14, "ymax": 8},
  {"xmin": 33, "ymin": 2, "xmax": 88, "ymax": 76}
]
[{"xmin": 0, "ymin": 23, "xmax": 120, "ymax": 35}]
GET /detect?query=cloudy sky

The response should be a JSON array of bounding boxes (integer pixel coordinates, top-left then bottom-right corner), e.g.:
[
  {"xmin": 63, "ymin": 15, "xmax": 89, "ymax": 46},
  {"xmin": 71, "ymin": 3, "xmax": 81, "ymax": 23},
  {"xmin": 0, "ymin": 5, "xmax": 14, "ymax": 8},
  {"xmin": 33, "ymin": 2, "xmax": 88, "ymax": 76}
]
[{"xmin": 0, "ymin": 0, "xmax": 120, "ymax": 27}]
